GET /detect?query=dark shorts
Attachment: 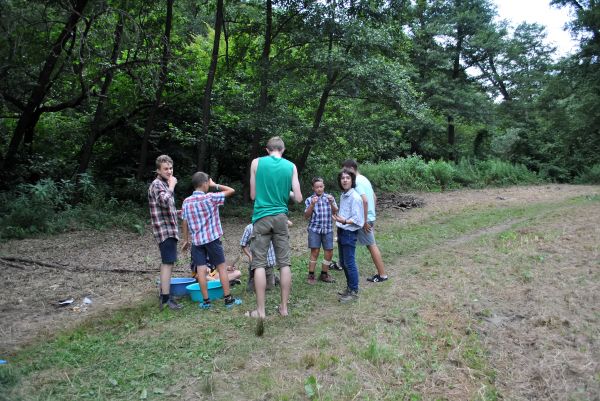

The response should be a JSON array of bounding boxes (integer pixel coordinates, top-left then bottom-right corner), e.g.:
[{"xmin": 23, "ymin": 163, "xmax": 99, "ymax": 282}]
[
  {"xmin": 159, "ymin": 237, "xmax": 178, "ymax": 264},
  {"xmin": 191, "ymin": 238, "xmax": 226, "ymax": 267},
  {"xmin": 307, "ymin": 230, "xmax": 334, "ymax": 250},
  {"xmin": 251, "ymin": 214, "xmax": 290, "ymax": 269},
  {"xmin": 357, "ymin": 221, "xmax": 376, "ymax": 246}
]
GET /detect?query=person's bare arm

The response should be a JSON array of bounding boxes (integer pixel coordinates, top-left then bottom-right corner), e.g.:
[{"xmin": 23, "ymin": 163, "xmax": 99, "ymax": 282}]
[
  {"xmin": 304, "ymin": 196, "xmax": 317, "ymax": 219},
  {"xmin": 242, "ymin": 246, "xmax": 252, "ymax": 262},
  {"xmin": 250, "ymin": 158, "xmax": 258, "ymax": 200},
  {"xmin": 291, "ymin": 164, "xmax": 303, "ymax": 203},
  {"xmin": 360, "ymin": 194, "xmax": 371, "ymax": 232},
  {"xmin": 182, "ymin": 219, "xmax": 190, "ymax": 251},
  {"xmin": 209, "ymin": 178, "xmax": 235, "ymax": 197},
  {"xmin": 327, "ymin": 194, "xmax": 338, "ymax": 214}
]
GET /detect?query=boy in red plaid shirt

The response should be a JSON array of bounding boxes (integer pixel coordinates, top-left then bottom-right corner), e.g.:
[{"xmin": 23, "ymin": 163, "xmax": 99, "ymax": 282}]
[
  {"xmin": 181, "ymin": 172, "xmax": 242, "ymax": 309},
  {"xmin": 148, "ymin": 155, "xmax": 182, "ymax": 310}
]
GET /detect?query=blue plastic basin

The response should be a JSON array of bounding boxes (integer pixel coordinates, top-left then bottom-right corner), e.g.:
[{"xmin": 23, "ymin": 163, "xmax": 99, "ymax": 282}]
[
  {"xmin": 186, "ymin": 281, "xmax": 224, "ymax": 302},
  {"xmin": 167, "ymin": 278, "xmax": 196, "ymax": 297}
]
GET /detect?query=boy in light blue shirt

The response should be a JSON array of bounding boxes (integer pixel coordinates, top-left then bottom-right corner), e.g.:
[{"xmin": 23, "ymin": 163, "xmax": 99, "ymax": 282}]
[{"xmin": 341, "ymin": 160, "xmax": 388, "ymax": 283}]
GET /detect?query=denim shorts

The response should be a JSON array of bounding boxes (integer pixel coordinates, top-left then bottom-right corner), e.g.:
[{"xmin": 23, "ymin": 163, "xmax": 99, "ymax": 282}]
[
  {"xmin": 307, "ymin": 230, "xmax": 334, "ymax": 250},
  {"xmin": 357, "ymin": 221, "xmax": 376, "ymax": 246},
  {"xmin": 159, "ymin": 237, "xmax": 178, "ymax": 264},
  {"xmin": 191, "ymin": 238, "xmax": 226, "ymax": 267}
]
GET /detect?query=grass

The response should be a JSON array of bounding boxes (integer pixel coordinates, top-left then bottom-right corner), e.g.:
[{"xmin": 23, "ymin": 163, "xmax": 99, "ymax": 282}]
[{"xmin": 1, "ymin": 194, "xmax": 598, "ymax": 400}]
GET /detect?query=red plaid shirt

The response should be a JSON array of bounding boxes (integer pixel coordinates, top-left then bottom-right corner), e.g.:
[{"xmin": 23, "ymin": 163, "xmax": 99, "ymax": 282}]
[
  {"xmin": 148, "ymin": 177, "xmax": 179, "ymax": 243},
  {"xmin": 182, "ymin": 191, "xmax": 225, "ymax": 245}
]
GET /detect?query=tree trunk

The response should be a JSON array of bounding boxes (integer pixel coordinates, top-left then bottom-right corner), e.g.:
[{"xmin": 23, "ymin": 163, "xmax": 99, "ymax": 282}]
[
  {"xmin": 447, "ymin": 14, "xmax": 464, "ymax": 162},
  {"xmin": 447, "ymin": 115, "xmax": 455, "ymax": 161},
  {"xmin": 296, "ymin": 82, "xmax": 334, "ymax": 174},
  {"xmin": 0, "ymin": 0, "xmax": 88, "ymax": 172},
  {"xmin": 136, "ymin": 0, "xmax": 173, "ymax": 180},
  {"xmin": 297, "ymin": 31, "xmax": 338, "ymax": 174},
  {"xmin": 197, "ymin": 0, "xmax": 224, "ymax": 171},
  {"xmin": 75, "ymin": 2, "xmax": 127, "ymax": 177},
  {"xmin": 244, "ymin": 0, "xmax": 273, "ymax": 202}
]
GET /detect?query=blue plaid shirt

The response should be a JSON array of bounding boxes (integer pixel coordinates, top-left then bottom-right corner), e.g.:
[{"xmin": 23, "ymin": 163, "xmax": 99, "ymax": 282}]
[
  {"xmin": 240, "ymin": 224, "xmax": 276, "ymax": 267},
  {"xmin": 304, "ymin": 193, "xmax": 337, "ymax": 234}
]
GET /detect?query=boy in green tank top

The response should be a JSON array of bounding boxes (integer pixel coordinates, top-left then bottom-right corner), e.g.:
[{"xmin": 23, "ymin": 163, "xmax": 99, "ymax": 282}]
[{"xmin": 246, "ymin": 137, "xmax": 303, "ymax": 334}]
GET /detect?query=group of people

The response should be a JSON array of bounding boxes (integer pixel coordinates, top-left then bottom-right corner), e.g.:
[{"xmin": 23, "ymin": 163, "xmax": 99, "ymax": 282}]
[{"xmin": 148, "ymin": 136, "xmax": 388, "ymax": 332}]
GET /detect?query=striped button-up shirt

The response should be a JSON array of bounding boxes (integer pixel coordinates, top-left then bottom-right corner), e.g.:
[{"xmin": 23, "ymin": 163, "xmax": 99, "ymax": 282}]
[
  {"xmin": 148, "ymin": 177, "xmax": 179, "ymax": 243},
  {"xmin": 182, "ymin": 191, "xmax": 225, "ymax": 245},
  {"xmin": 304, "ymin": 193, "xmax": 337, "ymax": 234},
  {"xmin": 240, "ymin": 224, "xmax": 276, "ymax": 267}
]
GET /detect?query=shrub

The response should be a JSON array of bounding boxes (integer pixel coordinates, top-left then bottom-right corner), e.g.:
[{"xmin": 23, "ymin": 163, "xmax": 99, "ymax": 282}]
[
  {"xmin": 575, "ymin": 164, "xmax": 600, "ymax": 184},
  {"xmin": 427, "ymin": 160, "xmax": 455, "ymax": 191},
  {"xmin": 0, "ymin": 177, "xmax": 145, "ymax": 240}
]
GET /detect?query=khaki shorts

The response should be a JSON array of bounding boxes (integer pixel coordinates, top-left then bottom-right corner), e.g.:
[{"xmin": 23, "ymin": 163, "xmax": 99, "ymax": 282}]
[{"xmin": 250, "ymin": 214, "xmax": 290, "ymax": 269}]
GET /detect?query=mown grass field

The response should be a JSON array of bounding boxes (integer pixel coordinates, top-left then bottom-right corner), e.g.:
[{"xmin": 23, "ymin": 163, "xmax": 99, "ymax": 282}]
[{"xmin": 1, "ymin": 187, "xmax": 599, "ymax": 401}]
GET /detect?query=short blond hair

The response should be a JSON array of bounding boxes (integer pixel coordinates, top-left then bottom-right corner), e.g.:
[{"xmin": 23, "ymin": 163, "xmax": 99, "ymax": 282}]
[
  {"xmin": 266, "ymin": 136, "xmax": 285, "ymax": 152},
  {"xmin": 155, "ymin": 154, "xmax": 173, "ymax": 169}
]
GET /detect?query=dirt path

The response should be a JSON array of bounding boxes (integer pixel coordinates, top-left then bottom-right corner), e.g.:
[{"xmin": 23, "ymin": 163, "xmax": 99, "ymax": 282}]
[
  {"xmin": 1, "ymin": 184, "xmax": 598, "ymax": 399},
  {"xmin": 194, "ymin": 184, "xmax": 599, "ymax": 401}
]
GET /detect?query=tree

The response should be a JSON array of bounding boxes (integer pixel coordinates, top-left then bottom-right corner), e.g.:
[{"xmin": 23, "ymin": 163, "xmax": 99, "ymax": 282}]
[
  {"xmin": 137, "ymin": 0, "xmax": 174, "ymax": 180},
  {"xmin": 0, "ymin": 0, "xmax": 90, "ymax": 172}
]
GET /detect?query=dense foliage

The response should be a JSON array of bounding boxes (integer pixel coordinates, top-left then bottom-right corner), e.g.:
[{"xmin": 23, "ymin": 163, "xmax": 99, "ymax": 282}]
[{"xmin": 0, "ymin": 0, "xmax": 598, "ymax": 195}]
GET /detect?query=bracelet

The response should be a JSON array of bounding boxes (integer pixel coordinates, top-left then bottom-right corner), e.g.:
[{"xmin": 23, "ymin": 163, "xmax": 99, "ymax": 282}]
[
  {"xmin": 344, "ymin": 219, "xmax": 347, "ymax": 225},
  {"xmin": 216, "ymin": 184, "xmax": 220, "ymax": 191}
]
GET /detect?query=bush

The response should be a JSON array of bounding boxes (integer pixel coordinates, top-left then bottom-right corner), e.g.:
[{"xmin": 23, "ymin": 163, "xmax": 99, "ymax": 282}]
[
  {"xmin": 0, "ymin": 177, "xmax": 146, "ymax": 240},
  {"xmin": 361, "ymin": 155, "xmax": 437, "ymax": 192},
  {"xmin": 477, "ymin": 159, "xmax": 540, "ymax": 186},
  {"xmin": 575, "ymin": 164, "xmax": 600, "ymax": 184},
  {"xmin": 427, "ymin": 160, "xmax": 455, "ymax": 191}
]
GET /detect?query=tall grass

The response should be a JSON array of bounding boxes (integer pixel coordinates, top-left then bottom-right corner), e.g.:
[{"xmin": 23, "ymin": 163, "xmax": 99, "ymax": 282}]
[{"xmin": 360, "ymin": 156, "xmax": 541, "ymax": 192}]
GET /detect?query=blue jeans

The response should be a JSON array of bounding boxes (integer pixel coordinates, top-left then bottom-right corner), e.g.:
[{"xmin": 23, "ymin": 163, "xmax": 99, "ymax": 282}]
[{"xmin": 337, "ymin": 228, "xmax": 358, "ymax": 291}]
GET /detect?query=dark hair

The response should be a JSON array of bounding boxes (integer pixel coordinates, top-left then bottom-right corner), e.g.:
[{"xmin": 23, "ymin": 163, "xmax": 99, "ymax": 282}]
[
  {"xmin": 191, "ymin": 171, "xmax": 209, "ymax": 189},
  {"xmin": 341, "ymin": 159, "xmax": 358, "ymax": 171},
  {"xmin": 311, "ymin": 177, "xmax": 324, "ymax": 185},
  {"xmin": 337, "ymin": 168, "xmax": 356, "ymax": 190}
]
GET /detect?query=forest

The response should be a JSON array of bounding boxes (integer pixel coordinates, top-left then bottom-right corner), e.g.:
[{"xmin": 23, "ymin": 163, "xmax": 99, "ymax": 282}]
[{"xmin": 0, "ymin": 0, "xmax": 599, "ymax": 233}]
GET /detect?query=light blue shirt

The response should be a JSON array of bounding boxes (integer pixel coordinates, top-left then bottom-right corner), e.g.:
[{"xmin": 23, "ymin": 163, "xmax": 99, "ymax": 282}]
[
  {"xmin": 336, "ymin": 188, "xmax": 364, "ymax": 231},
  {"xmin": 355, "ymin": 174, "xmax": 376, "ymax": 222}
]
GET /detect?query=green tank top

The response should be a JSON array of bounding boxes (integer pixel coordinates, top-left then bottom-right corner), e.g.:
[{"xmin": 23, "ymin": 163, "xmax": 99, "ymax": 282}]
[{"xmin": 252, "ymin": 155, "xmax": 294, "ymax": 223}]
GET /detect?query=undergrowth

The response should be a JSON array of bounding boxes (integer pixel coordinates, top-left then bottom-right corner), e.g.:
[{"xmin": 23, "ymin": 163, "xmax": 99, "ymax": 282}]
[{"xmin": 0, "ymin": 175, "xmax": 145, "ymax": 240}]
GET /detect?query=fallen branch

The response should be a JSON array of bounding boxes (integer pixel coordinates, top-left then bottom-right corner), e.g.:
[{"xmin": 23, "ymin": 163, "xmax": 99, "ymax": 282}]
[{"xmin": 0, "ymin": 256, "xmax": 156, "ymax": 274}]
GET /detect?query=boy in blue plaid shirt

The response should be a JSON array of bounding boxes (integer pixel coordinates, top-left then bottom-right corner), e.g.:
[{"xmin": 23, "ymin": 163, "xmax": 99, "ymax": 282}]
[
  {"xmin": 181, "ymin": 172, "xmax": 242, "ymax": 309},
  {"xmin": 304, "ymin": 177, "xmax": 338, "ymax": 284}
]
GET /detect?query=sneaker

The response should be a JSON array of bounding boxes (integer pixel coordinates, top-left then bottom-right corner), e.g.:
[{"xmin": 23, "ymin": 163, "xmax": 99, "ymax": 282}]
[
  {"xmin": 337, "ymin": 287, "xmax": 350, "ymax": 296},
  {"xmin": 229, "ymin": 278, "xmax": 242, "ymax": 286},
  {"xmin": 339, "ymin": 290, "xmax": 359, "ymax": 303},
  {"xmin": 319, "ymin": 273, "xmax": 336, "ymax": 283},
  {"xmin": 367, "ymin": 274, "xmax": 389, "ymax": 283},
  {"xmin": 307, "ymin": 274, "xmax": 316, "ymax": 285},
  {"xmin": 225, "ymin": 298, "xmax": 243, "ymax": 308},
  {"xmin": 199, "ymin": 301, "xmax": 212, "ymax": 309},
  {"xmin": 330, "ymin": 261, "xmax": 343, "ymax": 271},
  {"xmin": 161, "ymin": 298, "xmax": 183, "ymax": 310}
]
